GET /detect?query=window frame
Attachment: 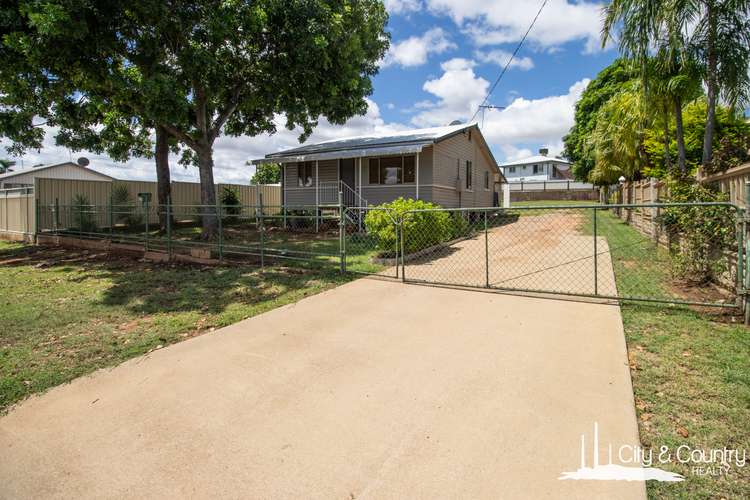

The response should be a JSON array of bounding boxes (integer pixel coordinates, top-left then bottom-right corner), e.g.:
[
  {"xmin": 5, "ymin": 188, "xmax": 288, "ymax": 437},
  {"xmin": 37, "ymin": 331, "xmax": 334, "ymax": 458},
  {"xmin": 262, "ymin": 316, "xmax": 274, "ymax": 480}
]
[
  {"xmin": 367, "ymin": 155, "xmax": 416, "ymax": 185},
  {"xmin": 484, "ymin": 171, "xmax": 490, "ymax": 190},
  {"xmin": 465, "ymin": 160, "xmax": 473, "ymax": 191},
  {"xmin": 297, "ymin": 161, "xmax": 314, "ymax": 187}
]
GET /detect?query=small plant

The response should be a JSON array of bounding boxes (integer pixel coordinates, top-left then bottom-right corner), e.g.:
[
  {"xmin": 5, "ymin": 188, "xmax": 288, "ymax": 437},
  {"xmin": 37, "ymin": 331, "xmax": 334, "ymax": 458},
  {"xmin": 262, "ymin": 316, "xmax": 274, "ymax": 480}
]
[
  {"xmin": 662, "ymin": 179, "xmax": 736, "ymax": 284},
  {"xmin": 364, "ymin": 197, "xmax": 452, "ymax": 255},
  {"xmin": 71, "ymin": 194, "xmax": 98, "ymax": 233},
  {"xmin": 110, "ymin": 184, "xmax": 140, "ymax": 226},
  {"xmin": 220, "ymin": 187, "xmax": 241, "ymax": 222}
]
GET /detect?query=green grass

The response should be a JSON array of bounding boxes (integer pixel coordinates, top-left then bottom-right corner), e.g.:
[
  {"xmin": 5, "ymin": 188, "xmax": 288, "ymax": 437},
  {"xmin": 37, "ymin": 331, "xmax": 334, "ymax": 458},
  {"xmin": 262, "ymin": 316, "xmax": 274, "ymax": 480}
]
[
  {"xmin": 0, "ymin": 241, "xmax": 354, "ymax": 413},
  {"xmin": 590, "ymin": 211, "xmax": 750, "ymax": 498}
]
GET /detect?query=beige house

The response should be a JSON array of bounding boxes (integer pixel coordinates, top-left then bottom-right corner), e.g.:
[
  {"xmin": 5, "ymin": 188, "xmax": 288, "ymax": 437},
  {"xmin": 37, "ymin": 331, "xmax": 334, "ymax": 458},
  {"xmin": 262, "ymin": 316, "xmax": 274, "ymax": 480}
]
[
  {"xmin": 253, "ymin": 123, "xmax": 504, "ymax": 209},
  {"xmin": 0, "ymin": 161, "xmax": 114, "ymax": 189}
]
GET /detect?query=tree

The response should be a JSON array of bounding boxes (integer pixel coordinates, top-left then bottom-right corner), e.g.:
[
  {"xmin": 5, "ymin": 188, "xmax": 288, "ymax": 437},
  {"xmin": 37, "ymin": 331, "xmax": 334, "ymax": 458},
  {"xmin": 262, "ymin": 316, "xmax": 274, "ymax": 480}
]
[
  {"xmin": 0, "ymin": 159, "xmax": 15, "ymax": 174},
  {"xmin": 0, "ymin": 0, "xmax": 389, "ymax": 238},
  {"xmin": 563, "ymin": 59, "xmax": 634, "ymax": 182},
  {"xmin": 677, "ymin": 0, "xmax": 750, "ymax": 166},
  {"xmin": 250, "ymin": 162, "xmax": 281, "ymax": 185}
]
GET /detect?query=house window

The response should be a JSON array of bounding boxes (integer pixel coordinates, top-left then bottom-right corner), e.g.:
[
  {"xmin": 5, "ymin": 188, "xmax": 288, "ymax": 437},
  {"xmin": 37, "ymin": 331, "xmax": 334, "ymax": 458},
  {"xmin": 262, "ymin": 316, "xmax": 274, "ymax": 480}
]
[
  {"xmin": 367, "ymin": 155, "xmax": 416, "ymax": 185},
  {"xmin": 533, "ymin": 164, "xmax": 540, "ymax": 174},
  {"xmin": 484, "ymin": 171, "xmax": 489, "ymax": 190},
  {"xmin": 297, "ymin": 161, "xmax": 314, "ymax": 187},
  {"xmin": 465, "ymin": 161, "xmax": 472, "ymax": 190},
  {"xmin": 508, "ymin": 166, "xmax": 516, "ymax": 174}
]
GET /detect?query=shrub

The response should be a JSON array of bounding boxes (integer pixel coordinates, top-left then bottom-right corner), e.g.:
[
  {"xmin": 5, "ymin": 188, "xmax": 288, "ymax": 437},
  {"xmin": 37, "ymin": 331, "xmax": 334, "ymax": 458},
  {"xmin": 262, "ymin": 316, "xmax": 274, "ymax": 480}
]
[
  {"xmin": 110, "ymin": 184, "xmax": 141, "ymax": 226},
  {"xmin": 662, "ymin": 179, "xmax": 736, "ymax": 284},
  {"xmin": 72, "ymin": 194, "xmax": 98, "ymax": 233},
  {"xmin": 364, "ymin": 197, "xmax": 452, "ymax": 255},
  {"xmin": 220, "ymin": 187, "xmax": 241, "ymax": 217}
]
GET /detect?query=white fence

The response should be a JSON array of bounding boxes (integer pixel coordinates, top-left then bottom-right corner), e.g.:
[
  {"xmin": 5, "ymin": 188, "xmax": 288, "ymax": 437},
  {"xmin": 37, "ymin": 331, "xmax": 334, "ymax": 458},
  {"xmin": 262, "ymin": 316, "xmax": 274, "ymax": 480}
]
[{"xmin": 508, "ymin": 180, "xmax": 596, "ymax": 192}]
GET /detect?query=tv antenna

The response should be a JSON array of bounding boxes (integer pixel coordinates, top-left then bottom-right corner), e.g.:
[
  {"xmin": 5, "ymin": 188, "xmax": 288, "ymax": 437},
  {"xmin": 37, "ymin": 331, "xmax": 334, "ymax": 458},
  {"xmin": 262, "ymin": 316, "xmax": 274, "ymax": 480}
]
[{"xmin": 478, "ymin": 104, "xmax": 505, "ymax": 128}]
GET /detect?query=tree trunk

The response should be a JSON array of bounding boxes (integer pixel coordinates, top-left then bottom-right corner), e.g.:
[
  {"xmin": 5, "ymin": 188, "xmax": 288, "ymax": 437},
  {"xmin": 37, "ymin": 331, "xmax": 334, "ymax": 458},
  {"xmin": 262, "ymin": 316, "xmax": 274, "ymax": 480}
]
[
  {"xmin": 702, "ymin": 2, "xmax": 717, "ymax": 167},
  {"xmin": 673, "ymin": 96, "xmax": 687, "ymax": 176},
  {"xmin": 155, "ymin": 125, "xmax": 171, "ymax": 230},
  {"xmin": 196, "ymin": 143, "xmax": 218, "ymax": 239},
  {"xmin": 662, "ymin": 104, "xmax": 672, "ymax": 173}
]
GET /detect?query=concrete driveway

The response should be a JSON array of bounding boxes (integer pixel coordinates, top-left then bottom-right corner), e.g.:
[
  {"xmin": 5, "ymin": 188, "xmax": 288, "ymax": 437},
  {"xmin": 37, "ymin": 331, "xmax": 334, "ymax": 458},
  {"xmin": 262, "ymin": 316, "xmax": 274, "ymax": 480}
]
[{"xmin": 0, "ymin": 278, "xmax": 644, "ymax": 499}]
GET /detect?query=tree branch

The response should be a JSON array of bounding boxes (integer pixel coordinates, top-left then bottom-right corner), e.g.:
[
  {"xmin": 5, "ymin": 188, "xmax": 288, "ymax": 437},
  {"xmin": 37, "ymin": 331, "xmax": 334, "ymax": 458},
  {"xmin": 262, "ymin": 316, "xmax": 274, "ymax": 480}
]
[
  {"xmin": 209, "ymin": 85, "xmax": 241, "ymax": 143},
  {"xmin": 160, "ymin": 122, "xmax": 198, "ymax": 151}
]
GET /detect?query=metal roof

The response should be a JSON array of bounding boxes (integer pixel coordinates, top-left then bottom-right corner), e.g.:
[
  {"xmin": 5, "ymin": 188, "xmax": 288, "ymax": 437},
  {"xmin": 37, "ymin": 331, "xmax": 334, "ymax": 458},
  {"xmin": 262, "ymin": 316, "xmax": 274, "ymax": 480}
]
[
  {"xmin": 253, "ymin": 123, "xmax": 478, "ymax": 164},
  {"xmin": 500, "ymin": 155, "xmax": 571, "ymax": 168},
  {"xmin": 0, "ymin": 161, "xmax": 115, "ymax": 181}
]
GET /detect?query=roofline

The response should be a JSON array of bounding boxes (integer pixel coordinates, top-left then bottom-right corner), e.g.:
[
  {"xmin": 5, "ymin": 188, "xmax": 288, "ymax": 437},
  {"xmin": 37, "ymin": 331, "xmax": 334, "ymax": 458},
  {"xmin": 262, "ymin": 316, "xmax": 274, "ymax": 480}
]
[
  {"xmin": 499, "ymin": 157, "xmax": 571, "ymax": 168},
  {"xmin": 264, "ymin": 123, "xmax": 479, "ymax": 159},
  {"xmin": 0, "ymin": 161, "xmax": 116, "ymax": 181}
]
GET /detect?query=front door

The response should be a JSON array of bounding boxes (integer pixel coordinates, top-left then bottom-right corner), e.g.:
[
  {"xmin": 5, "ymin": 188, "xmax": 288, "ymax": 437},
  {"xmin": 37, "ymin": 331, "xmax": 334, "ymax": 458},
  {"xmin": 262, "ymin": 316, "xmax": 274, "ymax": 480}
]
[{"xmin": 340, "ymin": 158, "xmax": 355, "ymax": 190}]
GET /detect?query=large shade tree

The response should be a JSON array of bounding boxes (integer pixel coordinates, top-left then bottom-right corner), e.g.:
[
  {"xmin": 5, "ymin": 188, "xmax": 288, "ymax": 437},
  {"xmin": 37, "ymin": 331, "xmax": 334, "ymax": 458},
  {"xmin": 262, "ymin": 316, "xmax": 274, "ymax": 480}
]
[{"xmin": 0, "ymin": 0, "xmax": 389, "ymax": 237}]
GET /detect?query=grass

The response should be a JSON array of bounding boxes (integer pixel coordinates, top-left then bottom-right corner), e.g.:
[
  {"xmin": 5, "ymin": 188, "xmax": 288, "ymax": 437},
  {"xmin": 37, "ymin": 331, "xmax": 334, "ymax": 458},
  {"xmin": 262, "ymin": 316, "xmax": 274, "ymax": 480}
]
[
  {"xmin": 590, "ymin": 210, "xmax": 750, "ymax": 498},
  {"xmin": 0, "ymin": 241, "xmax": 354, "ymax": 413}
]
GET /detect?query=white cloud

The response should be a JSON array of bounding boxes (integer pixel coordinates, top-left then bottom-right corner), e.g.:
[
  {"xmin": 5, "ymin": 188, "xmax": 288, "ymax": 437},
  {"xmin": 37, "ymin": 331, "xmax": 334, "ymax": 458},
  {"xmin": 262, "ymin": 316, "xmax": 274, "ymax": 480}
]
[
  {"xmin": 411, "ymin": 58, "xmax": 489, "ymax": 127},
  {"xmin": 474, "ymin": 48, "xmax": 534, "ymax": 70},
  {"xmin": 383, "ymin": 0, "xmax": 422, "ymax": 14},
  {"xmin": 426, "ymin": 0, "xmax": 604, "ymax": 52},
  {"xmin": 482, "ymin": 79, "xmax": 590, "ymax": 159},
  {"xmin": 381, "ymin": 28, "xmax": 456, "ymax": 68},
  {"xmin": 0, "ymin": 99, "xmax": 408, "ymax": 184}
]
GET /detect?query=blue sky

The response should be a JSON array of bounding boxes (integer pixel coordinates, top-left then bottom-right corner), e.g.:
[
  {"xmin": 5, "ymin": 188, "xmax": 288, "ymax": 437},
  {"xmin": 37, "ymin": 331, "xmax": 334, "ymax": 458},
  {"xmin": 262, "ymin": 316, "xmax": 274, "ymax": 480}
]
[{"xmin": 2, "ymin": 0, "xmax": 619, "ymax": 183}]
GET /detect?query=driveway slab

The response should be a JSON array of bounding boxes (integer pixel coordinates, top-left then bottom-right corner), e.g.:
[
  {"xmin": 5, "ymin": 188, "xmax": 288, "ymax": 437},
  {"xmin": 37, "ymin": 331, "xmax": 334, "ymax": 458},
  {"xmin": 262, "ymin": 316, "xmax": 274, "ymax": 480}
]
[{"xmin": 0, "ymin": 278, "xmax": 644, "ymax": 499}]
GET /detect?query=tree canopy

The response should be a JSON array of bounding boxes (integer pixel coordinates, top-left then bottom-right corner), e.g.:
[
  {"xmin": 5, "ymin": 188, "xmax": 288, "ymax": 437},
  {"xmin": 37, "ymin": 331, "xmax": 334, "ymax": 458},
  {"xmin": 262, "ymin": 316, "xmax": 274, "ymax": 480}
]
[
  {"xmin": 250, "ymin": 163, "xmax": 281, "ymax": 185},
  {"xmin": 0, "ymin": 0, "xmax": 389, "ymax": 236}
]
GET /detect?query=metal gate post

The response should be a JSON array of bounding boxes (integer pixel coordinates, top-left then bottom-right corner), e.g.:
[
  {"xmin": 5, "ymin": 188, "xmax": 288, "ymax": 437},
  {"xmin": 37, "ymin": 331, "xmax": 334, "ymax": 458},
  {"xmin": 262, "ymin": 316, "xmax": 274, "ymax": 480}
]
[
  {"xmin": 338, "ymin": 191, "xmax": 344, "ymax": 273},
  {"xmin": 259, "ymin": 192, "xmax": 265, "ymax": 267},
  {"xmin": 166, "ymin": 202, "xmax": 172, "ymax": 260},
  {"xmin": 144, "ymin": 198, "xmax": 149, "ymax": 252},
  {"xmin": 400, "ymin": 217, "xmax": 405, "ymax": 282},
  {"xmin": 217, "ymin": 203, "xmax": 223, "ymax": 262},
  {"xmin": 484, "ymin": 211, "xmax": 489, "ymax": 288},
  {"xmin": 593, "ymin": 206, "xmax": 598, "ymax": 295}
]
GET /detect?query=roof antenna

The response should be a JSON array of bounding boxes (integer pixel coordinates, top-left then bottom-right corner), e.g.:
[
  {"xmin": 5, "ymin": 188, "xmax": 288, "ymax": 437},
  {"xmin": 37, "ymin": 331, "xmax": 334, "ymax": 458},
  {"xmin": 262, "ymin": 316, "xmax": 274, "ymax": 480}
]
[{"xmin": 478, "ymin": 104, "xmax": 505, "ymax": 128}]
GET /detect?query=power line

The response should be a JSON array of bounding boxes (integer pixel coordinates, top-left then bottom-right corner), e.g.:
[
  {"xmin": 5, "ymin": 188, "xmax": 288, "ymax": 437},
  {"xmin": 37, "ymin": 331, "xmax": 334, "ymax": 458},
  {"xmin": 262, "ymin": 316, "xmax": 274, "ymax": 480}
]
[{"xmin": 470, "ymin": 0, "xmax": 549, "ymax": 123}]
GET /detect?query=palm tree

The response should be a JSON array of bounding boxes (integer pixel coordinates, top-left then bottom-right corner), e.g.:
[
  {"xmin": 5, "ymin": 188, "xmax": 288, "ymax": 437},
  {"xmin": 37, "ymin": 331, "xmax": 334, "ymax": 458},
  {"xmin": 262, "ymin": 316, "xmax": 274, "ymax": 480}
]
[
  {"xmin": 676, "ymin": 0, "xmax": 750, "ymax": 167},
  {"xmin": 0, "ymin": 159, "xmax": 16, "ymax": 174},
  {"xmin": 602, "ymin": 0, "xmax": 700, "ymax": 175}
]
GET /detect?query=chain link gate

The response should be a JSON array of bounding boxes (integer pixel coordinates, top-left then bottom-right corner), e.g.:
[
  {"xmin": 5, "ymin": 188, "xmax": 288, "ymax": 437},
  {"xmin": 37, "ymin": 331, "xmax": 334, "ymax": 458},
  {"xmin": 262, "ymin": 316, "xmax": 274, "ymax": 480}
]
[{"xmin": 396, "ymin": 203, "xmax": 743, "ymax": 310}]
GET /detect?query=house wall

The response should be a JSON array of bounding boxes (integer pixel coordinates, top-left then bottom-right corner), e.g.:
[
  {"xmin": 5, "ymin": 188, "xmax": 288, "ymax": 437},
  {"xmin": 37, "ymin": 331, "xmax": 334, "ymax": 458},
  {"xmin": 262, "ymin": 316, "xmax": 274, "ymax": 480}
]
[
  {"xmin": 502, "ymin": 160, "xmax": 570, "ymax": 182},
  {"xmin": 430, "ymin": 129, "xmax": 496, "ymax": 208},
  {"xmin": 0, "ymin": 164, "xmax": 111, "ymax": 189}
]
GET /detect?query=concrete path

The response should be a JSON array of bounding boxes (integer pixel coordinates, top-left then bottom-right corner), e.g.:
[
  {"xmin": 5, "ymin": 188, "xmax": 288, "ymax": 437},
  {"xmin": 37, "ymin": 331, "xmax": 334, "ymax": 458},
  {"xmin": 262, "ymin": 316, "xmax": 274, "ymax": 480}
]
[{"xmin": 0, "ymin": 279, "xmax": 644, "ymax": 499}]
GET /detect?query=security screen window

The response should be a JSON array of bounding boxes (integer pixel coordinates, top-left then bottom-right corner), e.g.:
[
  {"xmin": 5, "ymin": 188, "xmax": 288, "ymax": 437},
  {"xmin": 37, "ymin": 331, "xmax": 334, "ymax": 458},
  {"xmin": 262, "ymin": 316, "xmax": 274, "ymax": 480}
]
[
  {"xmin": 380, "ymin": 156, "xmax": 401, "ymax": 184},
  {"xmin": 403, "ymin": 156, "xmax": 415, "ymax": 183},
  {"xmin": 368, "ymin": 155, "xmax": 416, "ymax": 184},
  {"xmin": 298, "ymin": 161, "xmax": 314, "ymax": 187}
]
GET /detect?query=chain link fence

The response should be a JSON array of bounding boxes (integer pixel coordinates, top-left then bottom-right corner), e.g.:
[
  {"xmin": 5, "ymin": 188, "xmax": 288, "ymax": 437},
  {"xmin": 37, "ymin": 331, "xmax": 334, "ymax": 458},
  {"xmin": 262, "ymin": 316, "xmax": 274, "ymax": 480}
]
[{"xmin": 35, "ymin": 198, "xmax": 743, "ymax": 309}]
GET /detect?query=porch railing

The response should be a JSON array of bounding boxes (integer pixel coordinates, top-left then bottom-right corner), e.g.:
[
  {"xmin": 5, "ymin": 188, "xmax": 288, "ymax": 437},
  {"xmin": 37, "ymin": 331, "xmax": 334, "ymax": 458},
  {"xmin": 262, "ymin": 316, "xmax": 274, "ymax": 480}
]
[{"xmin": 319, "ymin": 180, "xmax": 368, "ymax": 207}]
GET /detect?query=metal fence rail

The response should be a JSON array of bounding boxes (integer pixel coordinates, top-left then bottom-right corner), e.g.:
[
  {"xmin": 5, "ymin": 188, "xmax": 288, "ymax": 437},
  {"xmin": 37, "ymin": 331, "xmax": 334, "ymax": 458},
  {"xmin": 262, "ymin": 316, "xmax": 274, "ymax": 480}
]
[{"xmin": 34, "ymin": 197, "xmax": 745, "ymax": 311}]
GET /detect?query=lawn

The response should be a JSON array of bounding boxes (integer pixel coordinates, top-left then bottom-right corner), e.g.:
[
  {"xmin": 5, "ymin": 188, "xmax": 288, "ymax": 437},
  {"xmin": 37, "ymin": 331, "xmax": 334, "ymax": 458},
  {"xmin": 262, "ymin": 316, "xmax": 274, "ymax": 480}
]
[
  {"xmin": 591, "ymin": 210, "xmax": 750, "ymax": 498},
  {"xmin": 0, "ymin": 241, "xmax": 353, "ymax": 412}
]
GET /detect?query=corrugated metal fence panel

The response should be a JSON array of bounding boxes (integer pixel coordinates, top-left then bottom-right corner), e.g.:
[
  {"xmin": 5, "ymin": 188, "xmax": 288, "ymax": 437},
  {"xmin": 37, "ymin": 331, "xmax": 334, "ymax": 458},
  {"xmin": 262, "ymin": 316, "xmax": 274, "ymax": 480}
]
[
  {"xmin": 171, "ymin": 181, "xmax": 202, "ymax": 207},
  {"xmin": 36, "ymin": 177, "xmax": 113, "ymax": 208},
  {"xmin": 0, "ymin": 189, "xmax": 34, "ymax": 235}
]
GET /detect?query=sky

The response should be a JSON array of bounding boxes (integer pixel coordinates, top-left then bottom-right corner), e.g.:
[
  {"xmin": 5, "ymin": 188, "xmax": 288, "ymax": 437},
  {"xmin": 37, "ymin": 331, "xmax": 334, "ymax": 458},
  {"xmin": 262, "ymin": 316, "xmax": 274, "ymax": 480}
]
[{"xmin": 1, "ymin": 0, "xmax": 618, "ymax": 185}]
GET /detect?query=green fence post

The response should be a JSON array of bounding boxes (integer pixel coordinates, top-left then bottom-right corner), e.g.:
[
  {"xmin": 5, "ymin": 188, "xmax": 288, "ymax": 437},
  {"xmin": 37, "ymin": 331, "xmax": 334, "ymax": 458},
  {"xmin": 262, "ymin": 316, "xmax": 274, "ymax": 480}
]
[
  {"xmin": 109, "ymin": 192, "xmax": 113, "ymax": 240},
  {"xmin": 338, "ymin": 191, "xmax": 344, "ymax": 273},
  {"xmin": 217, "ymin": 203, "xmax": 223, "ymax": 262},
  {"xmin": 53, "ymin": 198, "xmax": 59, "ymax": 234},
  {"xmin": 166, "ymin": 200, "xmax": 172, "ymax": 260},
  {"xmin": 400, "ymin": 216, "xmax": 405, "ymax": 282},
  {"xmin": 745, "ymin": 182, "xmax": 750, "ymax": 325},
  {"xmin": 593, "ymin": 206, "xmax": 598, "ymax": 296},
  {"xmin": 484, "ymin": 210, "xmax": 490, "ymax": 288},
  {"xmin": 143, "ymin": 197, "xmax": 149, "ymax": 251},
  {"xmin": 259, "ymin": 192, "xmax": 265, "ymax": 267}
]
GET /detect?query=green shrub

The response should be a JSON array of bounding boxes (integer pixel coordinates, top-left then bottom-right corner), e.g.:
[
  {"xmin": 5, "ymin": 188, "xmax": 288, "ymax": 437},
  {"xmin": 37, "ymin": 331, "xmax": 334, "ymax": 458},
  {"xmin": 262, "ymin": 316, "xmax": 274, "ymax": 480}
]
[
  {"xmin": 662, "ymin": 179, "xmax": 736, "ymax": 284},
  {"xmin": 364, "ymin": 197, "xmax": 452, "ymax": 255},
  {"xmin": 72, "ymin": 194, "xmax": 98, "ymax": 233},
  {"xmin": 449, "ymin": 212, "xmax": 471, "ymax": 239},
  {"xmin": 110, "ymin": 184, "xmax": 141, "ymax": 226},
  {"xmin": 220, "ymin": 187, "xmax": 241, "ymax": 217}
]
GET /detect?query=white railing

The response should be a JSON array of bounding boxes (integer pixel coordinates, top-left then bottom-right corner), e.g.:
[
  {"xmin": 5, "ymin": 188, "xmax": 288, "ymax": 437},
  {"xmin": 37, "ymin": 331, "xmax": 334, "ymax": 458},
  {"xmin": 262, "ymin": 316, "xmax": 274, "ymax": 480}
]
[
  {"xmin": 508, "ymin": 180, "xmax": 596, "ymax": 192},
  {"xmin": 318, "ymin": 180, "xmax": 368, "ymax": 207}
]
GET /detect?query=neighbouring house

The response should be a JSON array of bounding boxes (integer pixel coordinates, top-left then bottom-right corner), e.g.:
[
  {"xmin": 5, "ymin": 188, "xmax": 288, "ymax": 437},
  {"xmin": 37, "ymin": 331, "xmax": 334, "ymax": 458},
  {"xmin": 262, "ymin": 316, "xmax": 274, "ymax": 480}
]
[
  {"xmin": 499, "ymin": 149, "xmax": 572, "ymax": 183},
  {"xmin": 252, "ymin": 123, "xmax": 505, "ymax": 209},
  {"xmin": 0, "ymin": 161, "xmax": 114, "ymax": 189}
]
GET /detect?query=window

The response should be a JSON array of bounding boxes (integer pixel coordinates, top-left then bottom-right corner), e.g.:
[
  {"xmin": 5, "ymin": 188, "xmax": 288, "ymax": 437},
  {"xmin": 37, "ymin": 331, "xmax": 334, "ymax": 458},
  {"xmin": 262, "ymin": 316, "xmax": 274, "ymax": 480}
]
[
  {"xmin": 297, "ymin": 161, "xmax": 314, "ymax": 187},
  {"xmin": 465, "ymin": 161, "xmax": 472, "ymax": 190},
  {"xmin": 484, "ymin": 171, "xmax": 490, "ymax": 190},
  {"xmin": 533, "ymin": 164, "xmax": 540, "ymax": 174},
  {"xmin": 508, "ymin": 166, "xmax": 516, "ymax": 174},
  {"xmin": 367, "ymin": 155, "xmax": 416, "ymax": 185}
]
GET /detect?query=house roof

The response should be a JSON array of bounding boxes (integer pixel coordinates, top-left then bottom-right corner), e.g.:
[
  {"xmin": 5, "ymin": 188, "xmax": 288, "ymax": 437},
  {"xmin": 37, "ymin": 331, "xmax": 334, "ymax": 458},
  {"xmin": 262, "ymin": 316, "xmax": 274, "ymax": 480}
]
[
  {"xmin": 253, "ymin": 123, "xmax": 500, "ymax": 173},
  {"xmin": 500, "ymin": 155, "xmax": 571, "ymax": 168},
  {"xmin": 0, "ymin": 161, "xmax": 115, "ymax": 181}
]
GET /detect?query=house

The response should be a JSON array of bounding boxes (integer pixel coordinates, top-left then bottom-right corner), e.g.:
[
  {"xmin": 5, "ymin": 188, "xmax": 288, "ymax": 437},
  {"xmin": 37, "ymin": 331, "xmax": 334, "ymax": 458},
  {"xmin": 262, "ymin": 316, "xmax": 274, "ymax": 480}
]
[
  {"xmin": 499, "ymin": 149, "xmax": 572, "ymax": 182},
  {"xmin": 0, "ymin": 161, "xmax": 114, "ymax": 189},
  {"xmin": 252, "ymin": 123, "xmax": 505, "ymax": 209}
]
